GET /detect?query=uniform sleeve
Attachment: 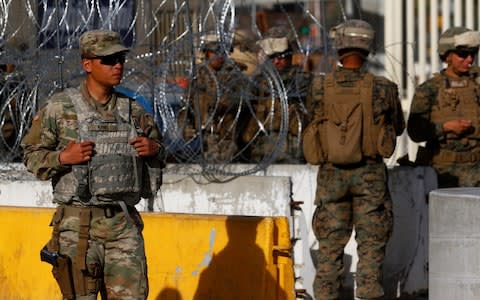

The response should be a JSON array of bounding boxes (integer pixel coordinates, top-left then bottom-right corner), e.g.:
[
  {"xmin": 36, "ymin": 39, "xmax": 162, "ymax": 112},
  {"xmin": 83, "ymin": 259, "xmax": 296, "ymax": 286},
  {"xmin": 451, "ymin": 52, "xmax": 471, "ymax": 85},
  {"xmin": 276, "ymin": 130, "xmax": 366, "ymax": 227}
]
[
  {"xmin": 131, "ymin": 101, "xmax": 166, "ymax": 168},
  {"xmin": 388, "ymin": 82, "xmax": 406, "ymax": 136},
  {"xmin": 306, "ymin": 75, "xmax": 325, "ymax": 122},
  {"xmin": 21, "ymin": 102, "xmax": 70, "ymax": 180},
  {"xmin": 372, "ymin": 77, "xmax": 405, "ymax": 136},
  {"xmin": 407, "ymin": 80, "xmax": 444, "ymax": 142}
]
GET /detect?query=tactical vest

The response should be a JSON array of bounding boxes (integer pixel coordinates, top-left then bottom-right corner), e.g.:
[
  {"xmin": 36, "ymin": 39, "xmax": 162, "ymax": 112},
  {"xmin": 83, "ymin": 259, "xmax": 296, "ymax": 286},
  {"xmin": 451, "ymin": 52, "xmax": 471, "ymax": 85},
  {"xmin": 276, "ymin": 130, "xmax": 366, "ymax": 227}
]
[
  {"xmin": 303, "ymin": 73, "xmax": 395, "ymax": 165},
  {"xmin": 428, "ymin": 73, "xmax": 480, "ymax": 163},
  {"xmin": 431, "ymin": 73, "xmax": 480, "ymax": 140},
  {"xmin": 53, "ymin": 88, "xmax": 142, "ymax": 205}
]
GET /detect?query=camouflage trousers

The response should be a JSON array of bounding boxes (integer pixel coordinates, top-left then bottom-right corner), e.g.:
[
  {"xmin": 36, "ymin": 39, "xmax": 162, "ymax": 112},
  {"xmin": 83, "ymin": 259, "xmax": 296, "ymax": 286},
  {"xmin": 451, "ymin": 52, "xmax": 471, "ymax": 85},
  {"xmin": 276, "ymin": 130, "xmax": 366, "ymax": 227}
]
[
  {"xmin": 312, "ymin": 161, "xmax": 393, "ymax": 300},
  {"xmin": 434, "ymin": 161, "xmax": 480, "ymax": 188},
  {"xmin": 52, "ymin": 205, "xmax": 148, "ymax": 300}
]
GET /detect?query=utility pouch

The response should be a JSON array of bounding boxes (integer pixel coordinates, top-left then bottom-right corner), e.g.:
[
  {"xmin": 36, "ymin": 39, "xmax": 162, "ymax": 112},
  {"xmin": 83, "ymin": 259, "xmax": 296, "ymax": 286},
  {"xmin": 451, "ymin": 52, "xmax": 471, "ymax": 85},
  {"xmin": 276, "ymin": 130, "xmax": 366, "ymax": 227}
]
[
  {"xmin": 325, "ymin": 102, "xmax": 363, "ymax": 164},
  {"xmin": 377, "ymin": 122, "xmax": 397, "ymax": 158},
  {"xmin": 302, "ymin": 120, "xmax": 325, "ymax": 165},
  {"xmin": 140, "ymin": 163, "xmax": 162, "ymax": 199},
  {"xmin": 41, "ymin": 245, "xmax": 75, "ymax": 299}
]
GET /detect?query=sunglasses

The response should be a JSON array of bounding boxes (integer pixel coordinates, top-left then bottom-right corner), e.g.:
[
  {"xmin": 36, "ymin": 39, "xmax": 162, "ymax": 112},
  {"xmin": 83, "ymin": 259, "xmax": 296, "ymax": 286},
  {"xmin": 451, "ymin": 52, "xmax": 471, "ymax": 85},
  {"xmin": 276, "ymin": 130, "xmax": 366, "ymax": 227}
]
[
  {"xmin": 94, "ymin": 53, "xmax": 126, "ymax": 66},
  {"xmin": 454, "ymin": 49, "xmax": 478, "ymax": 59},
  {"xmin": 269, "ymin": 52, "xmax": 292, "ymax": 60}
]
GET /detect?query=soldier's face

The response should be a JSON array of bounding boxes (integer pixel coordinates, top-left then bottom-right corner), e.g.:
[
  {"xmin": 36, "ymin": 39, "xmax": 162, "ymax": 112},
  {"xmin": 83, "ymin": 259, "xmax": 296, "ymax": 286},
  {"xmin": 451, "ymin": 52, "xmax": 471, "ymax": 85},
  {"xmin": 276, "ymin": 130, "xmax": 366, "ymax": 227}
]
[
  {"xmin": 271, "ymin": 55, "xmax": 291, "ymax": 71},
  {"xmin": 446, "ymin": 50, "xmax": 476, "ymax": 76},
  {"xmin": 206, "ymin": 51, "xmax": 225, "ymax": 70},
  {"xmin": 82, "ymin": 52, "xmax": 125, "ymax": 86}
]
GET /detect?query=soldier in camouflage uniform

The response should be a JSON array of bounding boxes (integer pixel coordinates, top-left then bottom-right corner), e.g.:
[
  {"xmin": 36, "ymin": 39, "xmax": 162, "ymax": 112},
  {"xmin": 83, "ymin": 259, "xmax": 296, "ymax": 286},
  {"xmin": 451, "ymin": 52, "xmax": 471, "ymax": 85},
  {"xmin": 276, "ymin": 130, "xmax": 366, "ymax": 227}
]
[
  {"xmin": 0, "ymin": 63, "xmax": 21, "ymax": 161},
  {"xmin": 305, "ymin": 20, "xmax": 405, "ymax": 300},
  {"xmin": 241, "ymin": 26, "xmax": 311, "ymax": 163},
  {"xmin": 408, "ymin": 27, "xmax": 480, "ymax": 187},
  {"xmin": 179, "ymin": 33, "xmax": 247, "ymax": 162},
  {"xmin": 21, "ymin": 30, "xmax": 165, "ymax": 300}
]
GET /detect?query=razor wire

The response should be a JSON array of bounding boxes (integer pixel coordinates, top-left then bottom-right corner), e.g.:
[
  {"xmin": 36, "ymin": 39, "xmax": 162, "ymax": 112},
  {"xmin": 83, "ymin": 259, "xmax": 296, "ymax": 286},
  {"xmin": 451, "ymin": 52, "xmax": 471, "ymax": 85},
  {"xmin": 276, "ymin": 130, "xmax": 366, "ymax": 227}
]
[{"xmin": 0, "ymin": 0, "xmax": 408, "ymax": 179}]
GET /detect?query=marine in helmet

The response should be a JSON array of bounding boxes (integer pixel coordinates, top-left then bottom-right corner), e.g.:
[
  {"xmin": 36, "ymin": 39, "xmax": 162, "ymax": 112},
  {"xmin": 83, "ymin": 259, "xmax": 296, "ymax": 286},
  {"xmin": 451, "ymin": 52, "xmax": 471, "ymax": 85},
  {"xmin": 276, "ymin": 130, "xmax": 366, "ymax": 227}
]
[
  {"xmin": 240, "ymin": 25, "xmax": 311, "ymax": 163},
  {"xmin": 0, "ymin": 63, "xmax": 18, "ymax": 160},
  {"xmin": 177, "ymin": 31, "xmax": 248, "ymax": 163},
  {"xmin": 305, "ymin": 19, "xmax": 405, "ymax": 300},
  {"xmin": 407, "ymin": 27, "xmax": 480, "ymax": 187}
]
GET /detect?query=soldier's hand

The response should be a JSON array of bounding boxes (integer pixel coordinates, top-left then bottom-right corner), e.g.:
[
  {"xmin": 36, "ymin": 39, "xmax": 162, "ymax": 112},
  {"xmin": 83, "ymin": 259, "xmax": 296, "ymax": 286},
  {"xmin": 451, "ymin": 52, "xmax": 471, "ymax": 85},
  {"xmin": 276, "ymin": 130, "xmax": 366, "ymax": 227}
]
[
  {"xmin": 59, "ymin": 140, "xmax": 95, "ymax": 165},
  {"xmin": 443, "ymin": 119, "xmax": 473, "ymax": 135},
  {"xmin": 129, "ymin": 136, "xmax": 160, "ymax": 157}
]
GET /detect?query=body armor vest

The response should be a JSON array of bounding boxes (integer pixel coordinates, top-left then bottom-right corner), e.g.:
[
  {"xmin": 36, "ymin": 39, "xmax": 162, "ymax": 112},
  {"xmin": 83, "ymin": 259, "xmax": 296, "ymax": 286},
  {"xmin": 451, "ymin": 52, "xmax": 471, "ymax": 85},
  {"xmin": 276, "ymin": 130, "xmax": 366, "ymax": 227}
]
[
  {"xmin": 312, "ymin": 73, "xmax": 395, "ymax": 165},
  {"xmin": 53, "ymin": 88, "xmax": 142, "ymax": 205},
  {"xmin": 431, "ymin": 73, "xmax": 480, "ymax": 143},
  {"xmin": 428, "ymin": 73, "xmax": 480, "ymax": 163}
]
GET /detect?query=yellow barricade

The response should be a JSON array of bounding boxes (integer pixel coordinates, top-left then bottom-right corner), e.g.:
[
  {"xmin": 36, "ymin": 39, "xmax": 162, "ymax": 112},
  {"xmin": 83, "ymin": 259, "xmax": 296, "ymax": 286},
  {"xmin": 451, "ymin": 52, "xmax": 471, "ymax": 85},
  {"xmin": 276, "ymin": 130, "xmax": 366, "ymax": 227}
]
[{"xmin": 0, "ymin": 206, "xmax": 295, "ymax": 299}]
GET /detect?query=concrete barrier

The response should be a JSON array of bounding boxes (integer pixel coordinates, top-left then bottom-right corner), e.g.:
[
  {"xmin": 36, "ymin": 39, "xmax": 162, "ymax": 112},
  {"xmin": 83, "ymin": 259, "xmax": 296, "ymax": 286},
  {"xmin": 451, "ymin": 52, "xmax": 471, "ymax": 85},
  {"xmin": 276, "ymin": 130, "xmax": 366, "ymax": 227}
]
[
  {"xmin": 0, "ymin": 207, "xmax": 295, "ymax": 299},
  {"xmin": 430, "ymin": 188, "xmax": 480, "ymax": 300}
]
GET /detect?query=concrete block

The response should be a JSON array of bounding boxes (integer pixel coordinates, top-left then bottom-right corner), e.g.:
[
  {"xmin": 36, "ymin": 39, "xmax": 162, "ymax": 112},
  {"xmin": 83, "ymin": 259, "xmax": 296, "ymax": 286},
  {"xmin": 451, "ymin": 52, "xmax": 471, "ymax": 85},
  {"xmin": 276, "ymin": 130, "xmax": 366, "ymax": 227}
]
[
  {"xmin": 159, "ymin": 174, "xmax": 292, "ymax": 217},
  {"xmin": 430, "ymin": 188, "xmax": 480, "ymax": 300}
]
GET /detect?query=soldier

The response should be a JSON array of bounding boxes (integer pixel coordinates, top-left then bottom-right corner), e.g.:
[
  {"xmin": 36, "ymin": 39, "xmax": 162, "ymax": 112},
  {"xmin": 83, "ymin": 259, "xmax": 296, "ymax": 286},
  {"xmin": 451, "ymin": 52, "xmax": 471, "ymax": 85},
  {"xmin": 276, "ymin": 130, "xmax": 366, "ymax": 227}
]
[
  {"xmin": 304, "ymin": 20, "xmax": 405, "ymax": 300},
  {"xmin": 407, "ymin": 27, "xmax": 480, "ymax": 187},
  {"xmin": 0, "ymin": 63, "xmax": 21, "ymax": 161},
  {"xmin": 242, "ymin": 26, "xmax": 311, "ymax": 163},
  {"xmin": 21, "ymin": 29, "xmax": 165, "ymax": 299},
  {"xmin": 179, "ymin": 32, "xmax": 247, "ymax": 163}
]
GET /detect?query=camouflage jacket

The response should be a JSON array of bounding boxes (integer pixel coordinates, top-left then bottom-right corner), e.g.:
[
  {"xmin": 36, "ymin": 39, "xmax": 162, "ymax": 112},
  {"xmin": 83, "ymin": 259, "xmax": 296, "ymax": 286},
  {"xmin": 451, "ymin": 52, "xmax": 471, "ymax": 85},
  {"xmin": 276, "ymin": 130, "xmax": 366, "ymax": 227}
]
[
  {"xmin": 252, "ymin": 64, "xmax": 311, "ymax": 105},
  {"xmin": 184, "ymin": 60, "xmax": 248, "ymax": 139},
  {"xmin": 242, "ymin": 64, "xmax": 311, "ymax": 141},
  {"xmin": 21, "ymin": 81, "xmax": 165, "ymax": 181},
  {"xmin": 308, "ymin": 66, "xmax": 405, "ymax": 136},
  {"xmin": 408, "ymin": 67, "xmax": 480, "ymax": 152}
]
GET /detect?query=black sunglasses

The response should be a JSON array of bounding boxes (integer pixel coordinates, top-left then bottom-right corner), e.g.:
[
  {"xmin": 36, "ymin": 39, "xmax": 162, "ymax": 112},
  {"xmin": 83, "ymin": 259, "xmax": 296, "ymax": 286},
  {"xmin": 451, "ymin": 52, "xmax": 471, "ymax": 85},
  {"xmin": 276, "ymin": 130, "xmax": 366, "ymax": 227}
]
[
  {"xmin": 454, "ymin": 49, "xmax": 478, "ymax": 59},
  {"xmin": 269, "ymin": 52, "xmax": 292, "ymax": 60},
  {"xmin": 95, "ymin": 53, "xmax": 126, "ymax": 66}
]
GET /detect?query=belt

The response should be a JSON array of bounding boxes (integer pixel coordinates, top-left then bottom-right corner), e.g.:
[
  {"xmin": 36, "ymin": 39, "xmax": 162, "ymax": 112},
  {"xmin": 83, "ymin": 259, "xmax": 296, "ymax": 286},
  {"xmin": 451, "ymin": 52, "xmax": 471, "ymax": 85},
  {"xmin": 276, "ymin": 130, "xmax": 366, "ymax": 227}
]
[
  {"xmin": 433, "ymin": 149, "xmax": 480, "ymax": 164},
  {"xmin": 326, "ymin": 157, "xmax": 383, "ymax": 169},
  {"xmin": 62, "ymin": 204, "xmax": 133, "ymax": 219}
]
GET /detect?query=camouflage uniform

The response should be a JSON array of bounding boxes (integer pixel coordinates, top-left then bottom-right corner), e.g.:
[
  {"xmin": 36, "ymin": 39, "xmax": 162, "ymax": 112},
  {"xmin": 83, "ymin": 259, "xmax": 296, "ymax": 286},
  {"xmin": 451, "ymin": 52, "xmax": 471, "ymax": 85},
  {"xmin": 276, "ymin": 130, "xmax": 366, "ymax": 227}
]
[
  {"xmin": 180, "ymin": 37, "xmax": 247, "ymax": 163},
  {"xmin": 307, "ymin": 20, "xmax": 405, "ymax": 300},
  {"xmin": 408, "ymin": 27, "xmax": 480, "ymax": 188},
  {"xmin": 0, "ymin": 64, "xmax": 22, "ymax": 161},
  {"xmin": 242, "ymin": 65, "xmax": 310, "ymax": 163},
  {"xmin": 242, "ymin": 26, "xmax": 311, "ymax": 163},
  {"xmin": 21, "ymin": 30, "xmax": 165, "ymax": 300}
]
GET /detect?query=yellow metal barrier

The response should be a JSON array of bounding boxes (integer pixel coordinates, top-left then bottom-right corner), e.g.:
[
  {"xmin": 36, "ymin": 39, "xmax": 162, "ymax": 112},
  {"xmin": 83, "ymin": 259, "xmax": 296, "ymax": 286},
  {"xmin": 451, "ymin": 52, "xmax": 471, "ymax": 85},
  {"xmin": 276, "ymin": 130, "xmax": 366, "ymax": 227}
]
[{"xmin": 0, "ymin": 206, "xmax": 295, "ymax": 299}]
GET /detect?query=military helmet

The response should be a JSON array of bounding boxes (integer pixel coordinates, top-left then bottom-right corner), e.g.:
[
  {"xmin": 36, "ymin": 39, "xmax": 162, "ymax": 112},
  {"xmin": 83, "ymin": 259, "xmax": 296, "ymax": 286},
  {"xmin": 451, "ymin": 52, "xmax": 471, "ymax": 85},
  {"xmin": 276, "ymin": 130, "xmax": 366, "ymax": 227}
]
[
  {"xmin": 438, "ymin": 27, "xmax": 480, "ymax": 57},
  {"xmin": 201, "ymin": 32, "xmax": 220, "ymax": 52},
  {"xmin": 329, "ymin": 19, "xmax": 375, "ymax": 53},
  {"xmin": 257, "ymin": 26, "xmax": 293, "ymax": 57},
  {"xmin": 200, "ymin": 31, "xmax": 232, "ymax": 53}
]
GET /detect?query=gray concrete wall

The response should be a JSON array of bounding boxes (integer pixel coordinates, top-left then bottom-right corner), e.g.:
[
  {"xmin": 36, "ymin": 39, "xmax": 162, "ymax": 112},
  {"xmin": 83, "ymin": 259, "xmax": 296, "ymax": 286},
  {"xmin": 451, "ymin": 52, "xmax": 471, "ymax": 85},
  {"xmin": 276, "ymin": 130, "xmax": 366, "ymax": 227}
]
[{"xmin": 430, "ymin": 188, "xmax": 480, "ymax": 300}]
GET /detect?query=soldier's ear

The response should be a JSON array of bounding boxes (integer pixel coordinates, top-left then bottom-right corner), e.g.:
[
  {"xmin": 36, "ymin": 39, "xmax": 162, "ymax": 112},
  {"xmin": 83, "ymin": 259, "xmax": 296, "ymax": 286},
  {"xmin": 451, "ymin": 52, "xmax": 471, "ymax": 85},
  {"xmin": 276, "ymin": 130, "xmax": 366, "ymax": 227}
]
[
  {"xmin": 82, "ymin": 58, "xmax": 92, "ymax": 73},
  {"xmin": 445, "ymin": 54, "xmax": 453, "ymax": 64}
]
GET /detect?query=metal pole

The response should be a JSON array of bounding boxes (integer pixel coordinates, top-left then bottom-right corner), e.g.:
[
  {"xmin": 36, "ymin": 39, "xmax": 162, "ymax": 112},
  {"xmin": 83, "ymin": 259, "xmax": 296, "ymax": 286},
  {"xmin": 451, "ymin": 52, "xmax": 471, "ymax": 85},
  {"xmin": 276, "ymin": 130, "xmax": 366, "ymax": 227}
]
[
  {"xmin": 431, "ymin": 0, "xmax": 439, "ymax": 73},
  {"xmin": 418, "ymin": 0, "xmax": 427, "ymax": 84},
  {"xmin": 54, "ymin": 0, "xmax": 64, "ymax": 91}
]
